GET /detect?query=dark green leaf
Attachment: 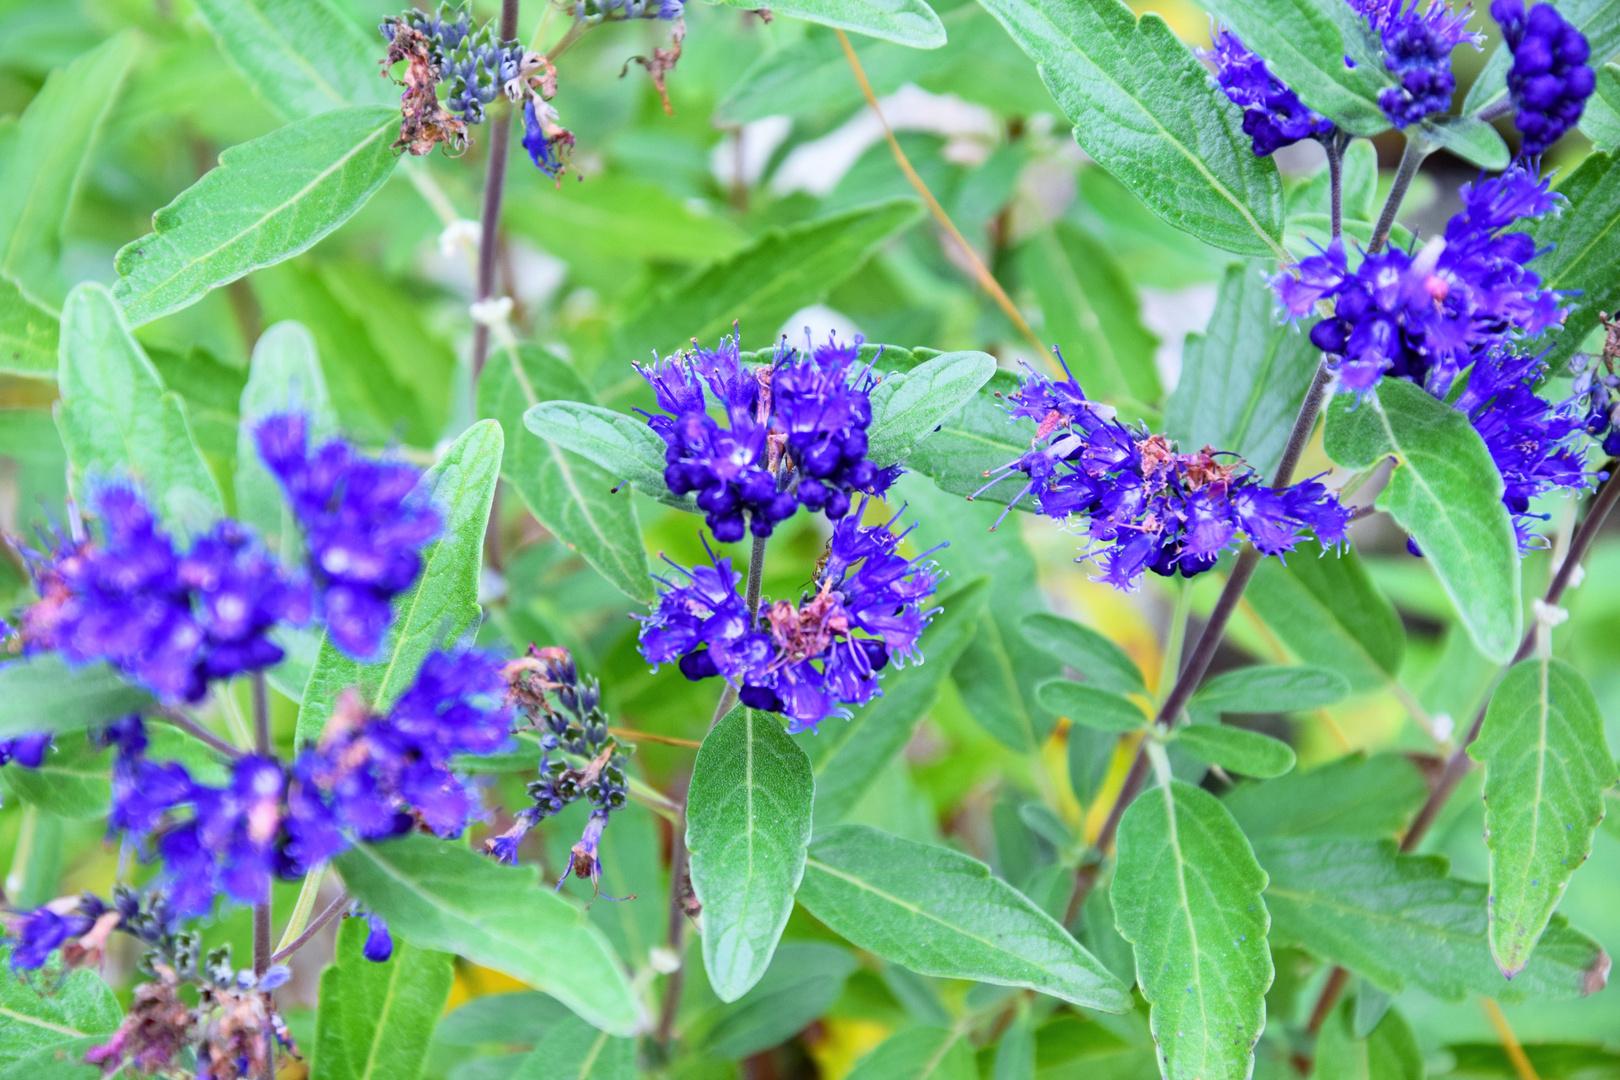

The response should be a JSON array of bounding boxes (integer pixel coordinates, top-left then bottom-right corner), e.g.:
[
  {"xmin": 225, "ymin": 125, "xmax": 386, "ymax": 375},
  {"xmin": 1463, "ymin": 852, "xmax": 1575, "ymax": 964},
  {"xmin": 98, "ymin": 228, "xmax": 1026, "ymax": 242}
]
[
  {"xmin": 112, "ymin": 105, "xmax": 401, "ymax": 326},
  {"xmin": 1020, "ymin": 612, "xmax": 1145, "ymax": 695},
  {"xmin": 1323, "ymin": 379, "xmax": 1521, "ymax": 662},
  {"xmin": 1527, "ymin": 151, "xmax": 1620, "ymax": 374},
  {"xmin": 687, "ymin": 706, "xmax": 815, "ymax": 1002},
  {"xmin": 1256, "ymin": 836, "xmax": 1611, "ymax": 1002},
  {"xmin": 333, "ymin": 833, "xmax": 638, "ymax": 1036},
  {"xmin": 521, "ymin": 401, "xmax": 671, "ymax": 504},
  {"xmin": 509, "ymin": 1015, "xmax": 635, "ymax": 1080},
  {"xmin": 866, "ymin": 350, "xmax": 998, "ymax": 466},
  {"xmin": 714, "ymin": 0, "xmax": 946, "ymax": 47},
  {"xmin": 1581, "ymin": 64, "xmax": 1620, "ymax": 152},
  {"xmin": 1166, "ymin": 260, "xmax": 1320, "ymax": 478},
  {"xmin": 296, "ymin": 420, "xmax": 502, "ymax": 747},
  {"xmin": 480, "ymin": 346, "xmax": 652, "ymax": 603},
  {"xmin": 0, "ymin": 273, "xmax": 57, "ymax": 377},
  {"xmin": 1114, "ymin": 778, "xmax": 1272, "ymax": 1079},
  {"xmin": 0, "ymin": 655, "xmax": 152, "ymax": 740},
  {"xmin": 0, "ymin": 953, "xmax": 121, "ymax": 1068},
  {"xmin": 1222, "ymin": 753, "xmax": 1428, "ymax": 843},
  {"xmin": 1191, "ymin": 664, "xmax": 1351, "ymax": 714},
  {"xmin": 796, "ymin": 824, "xmax": 1130, "ymax": 1011},
  {"xmin": 698, "ymin": 943, "xmax": 856, "ymax": 1058},
  {"xmin": 311, "ymin": 916, "xmax": 454, "ymax": 1080},
  {"xmin": 977, "ymin": 0, "xmax": 1286, "ymax": 257},
  {"xmin": 1016, "ymin": 223, "xmax": 1161, "ymax": 404},
  {"xmin": 1172, "ymin": 724, "xmax": 1296, "ymax": 778},
  {"xmin": 1034, "ymin": 681, "xmax": 1148, "ymax": 732},
  {"xmin": 436, "ymin": 993, "xmax": 570, "ymax": 1048},
  {"xmin": 1244, "ymin": 539, "xmax": 1404, "ymax": 693},
  {"xmin": 900, "ymin": 369, "xmax": 1033, "ymax": 505},
  {"xmin": 1468, "ymin": 657, "xmax": 1618, "ymax": 977},
  {"xmin": 3, "ymin": 733, "xmax": 109, "ymax": 819},
  {"xmin": 1315, "ymin": 996, "xmax": 1424, "ymax": 1080},
  {"xmin": 847, "ymin": 1027, "xmax": 976, "ymax": 1080}
]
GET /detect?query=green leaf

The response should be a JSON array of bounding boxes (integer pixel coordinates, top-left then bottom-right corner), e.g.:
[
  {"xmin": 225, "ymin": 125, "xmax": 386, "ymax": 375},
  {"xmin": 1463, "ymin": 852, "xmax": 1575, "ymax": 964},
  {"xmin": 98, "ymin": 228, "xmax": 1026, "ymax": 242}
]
[
  {"xmin": 847, "ymin": 1027, "xmax": 977, "ymax": 1080},
  {"xmin": 436, "ymin": 993, "xmax": 570, "ymax": 1048},
  {"xmin": 1256, "ymin": 836, "xmax": 1611, "ymax": 1003},
  {"xmin": 698, "ymin": 943, "xmax": 857, "ymax": 1058},
  {"xmin": 510, "ymin": 1015, "xmax": 636, "ymax": 1080},
  {"xmin": 480, "ymin": 346, "xmax": 652, "ymax": 603},
  {"xmin": 1223, "ymin": 753, "xmax": 1428, "ymax": 843},
  {"xmin": 56, "ymin": 282, "xmax": 224, "ymax": 528},
  {"xmin": 1018, "ymin": 612, "xmax": 1143, "ymax": 696},
  {"xmin": 0, "ymin": 1039, "xmax": 103, "ymax": 1080},
  {"xmin": 333, "ymin": 833, "xmax": 639, "ymax": 1036},
  {"xmin": 0, "ymin": 272, "xmax": 58, "ymax": 377},
  {"xmin": 0, "ymin": 952, "xmax": 121, "ymax": 1069},
  {"xmin": 866, "ymin": 350, "xmax": 998, "ymax": 467},
  {"xmin": 1034, "ymin": 681, "xmax": 1148, "ymax": 732},
  {"xmin": 1166, "ymin": 260, "xmax": 1320, "ymax": 478},
  {"xmin": 1580, "ymin": 64, "xmax": 1620, "ymax": 152},
  {"xmin": 1172, "ymin": 725, "xmax": 1296, "ymax": 778},
  {"xmin": 1421, "ymin": 114, "xmax": 1510, "ymax": 172},
  {"xmin": 687, "ymin": 706, "xmax": 816, "ymax": 1003},
  {"xmin": 0, "ymin": 655, "xmax": 151, "ymax": 740},
  {"xmin": 1191, "ymin": 664, "xmax": 1351, "ymax": 714},
  {"xmin": 977, "ymin": 0, "xmax": 1285, "ymax": 258},
  {"xmin": 112, "ymin": 105, "xmax": 401, "ymax": 326},
  {"xmin": 0, "ymin": 33, "xmax": 137, "ymax": 306},
  {"xmin": 296, "ymin": 420, "xmax": 502, "ymax": 747},
  {"xmin": 1015, "ymin": 223, "xmax": 1162, "ymax": 404},
  {"xmin": 193, "ymin": 0, "xmax": 396, "ymax": 121},
  {"xmin": 1323, "ymin": 379, "xmax": 1521, "ymax": 662},
  {"xmin": 1113, "ymin": 779, "xmax": 1272, "ymax": 1080},
  {"xmin": 796, "ymin": 824, "xmax": 1130, "ymax": 1011},
  {"xmin": 311, "ymin": 916, "xmax": 454, "ymax": 1080},
  {"xmin": 504, "ymin": 178, "xmax": 749, "ymax": 266},
  {"xmin": 1244, "ymin": 539, "xmax": 1404, "ymax": 693},
  {"xmin": 1468, "ymin": 657, "xmax": 1618, "ymax": 977},
  {"xmin": 3, "ymin": 733, "xmax": 109, "ymax": 819},
  {"xmin": 1463, "ymin": 0, "xmax": 1620, "ymax": 116},
  {"xmin": 521, "ymin": 401, "xmax": 671, "ymax": 504},
  {"xmin": 1315, "ymin": 996, "xmax": 1424, "ymax": 1080},
  {"xmin": 993, "ymin": 1005, "xmax": 1036, "ymax": 1080},
  {"xmin": 615, "ymin": 199, "xmax": 924, "ymax": 361},
  {"xmin": 1527, "ymin": 151, "xmax": 1620, "ymax": 374},
  {"xmin": 798, "ymin": 577, "xmax": 988, "ymax": 828},
  {"xmin": 715, "ymin": 0, "xmax": 947, "ymax": 47}
]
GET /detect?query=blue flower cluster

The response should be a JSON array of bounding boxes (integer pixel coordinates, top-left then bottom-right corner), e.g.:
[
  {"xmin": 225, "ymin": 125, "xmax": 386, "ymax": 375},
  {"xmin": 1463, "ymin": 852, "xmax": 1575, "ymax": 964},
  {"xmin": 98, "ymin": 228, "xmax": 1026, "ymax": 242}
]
[
  {"xmin": 1578, "ymin": 351, "xmax": 1620, "ymax": 458},
  {"xmin": 975, "ymin": 357, "xmax": 1351, "ymax": 590},
  {"xmin": 1491, "ymin": 0, "xmax": 1595, "ymax": 156},
  {"xmin": 255, "ymin": 414, "xmax": 442, "ymax": 661},
  {"xmin": 1351, "ymin": 0, "xmax": 1482, "ymax": 127},
  {"xmin": 20, "ymin": 484, "xmax": 310, "ymax": 702},
  {"xmin": 574, "ymin": 0, "xmax": 683, "ymax": 18},
  {"xmin": 1276, "ymin": 164, "xmax": 1567, "ymax": 398},
  {"xmin": 381, "ymin": 3, "xmax": 523, "ymax": 125},
  {"xmin": 639, "ymin": 502, "xmax": 943, "ymax": 732},
  {"xmin": 1204, "ymin": 28, "xmax": 1336, "ymax": 156},
  {"xmin": 0, "ymin": 733, "xmax": 50, "ymax": 770},
  {"xmin": 636, "ymin": 332, "xmax": 899, "ymax": 543}
]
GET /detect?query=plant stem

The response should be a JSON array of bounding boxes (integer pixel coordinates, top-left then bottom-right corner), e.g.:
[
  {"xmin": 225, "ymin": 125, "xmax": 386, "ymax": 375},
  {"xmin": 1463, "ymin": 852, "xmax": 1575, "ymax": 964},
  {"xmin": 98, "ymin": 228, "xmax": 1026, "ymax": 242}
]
[
  {"xmin": 470, "ymin": 0, "xmax": 522, "ymax": 385},
  {"xmin": 1157, "ymin": 578, "xmax": 1195, "ymax": 699},
  {"xmin": 1323, "ymin": 132, "xmax": 1348, "ymax": 241},
  {"xmin": 1369, "ymin": 135, "xmax": 1428, "ymax": 254},
  {"xmin": 270, "ymin": 892, "xmax": 350, "ymax": 964},
  {"xmin": 156, "ymin": 707, "xmax": 245, "ymax": 760},
  {"xmin": 710, "ymin": 530, "xmax": 769, "ymax": 725},
  {"xmin": 274, "ymin": 865, "xmax": 327, "ymax": 956},
  {"xmin": 656, "ymin": 778, "xmax": 692, "ymax": 1048}
]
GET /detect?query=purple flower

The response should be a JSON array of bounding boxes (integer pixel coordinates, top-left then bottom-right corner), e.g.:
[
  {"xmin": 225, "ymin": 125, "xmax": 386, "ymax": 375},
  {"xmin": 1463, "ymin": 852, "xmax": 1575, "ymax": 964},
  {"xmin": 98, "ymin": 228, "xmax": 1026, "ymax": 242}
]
[
  {"xmin": 254, "ymin": 414, "xmax": 441, "ymax": 661},
  {"xmin": 179, "ymin": 521, "xmax": 313, "ymax": 682},
  {"xmin": 4, "ymin": 906, "xmax": 94, "ymax": 970},
  {"xmin": 1203, "ymin": 27, "xmax": 1335, "ymax": 156},
  {"xmin": 1491, "ymin": 0, "xmax": 1595, "ymax": 155},
  {"xmin": 522, "ymin": 99, "xmax": 574, "ymax": 178},
  {"xmin": 0, "ymin": 733, "xmax": 51, "ymax": 769},
  {"xmin": 363, "ymin": 913, "xmax": 394, "ymax": 963},
  {"xmin": 773, "ymin": 334, "xmax": 898, "ymax": 520},
  {"xmin": 1351, "ymin": 0, "xmax": 1482, "ymax": 127}
]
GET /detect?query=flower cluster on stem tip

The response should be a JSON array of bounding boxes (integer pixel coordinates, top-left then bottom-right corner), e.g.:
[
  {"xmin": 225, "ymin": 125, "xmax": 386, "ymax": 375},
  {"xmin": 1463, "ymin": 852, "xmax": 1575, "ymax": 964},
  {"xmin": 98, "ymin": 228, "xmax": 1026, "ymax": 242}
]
[
  {"xmin": 1491, "ymin": 0, "xmax": 1595, "ymax": 156},
  {"xmin": 636, "ymin": 329, "xmax": 901, "ymax": 542},
  {"xmin": 1204, "ymin": 27, "xmax": 1336, "ymax": 157},
  {"xmin": 638, "ymin": 501, "xmax": 944, "ymax": 733},
  {"xmin": 1350, "ymin": 0, "xmax": 1482, "ymax": 127},
  {"xmin": 975, "ymin": 354, "xmax": 1351, "ymax": 590}
]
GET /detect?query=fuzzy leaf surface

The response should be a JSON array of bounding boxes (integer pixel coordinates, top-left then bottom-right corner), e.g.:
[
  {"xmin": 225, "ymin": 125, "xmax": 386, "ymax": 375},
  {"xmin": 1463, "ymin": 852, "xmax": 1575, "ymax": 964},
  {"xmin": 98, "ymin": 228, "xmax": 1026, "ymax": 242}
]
[
  {"xmin": 866, "ymin": 350, "xmax": 998, "ymax": 466},
  {"xmin": 1173, "ymin": 724, "xmax": 1296, "ymax": 778},
  {"xmin": 0, "ymin": 952, "xmax": 121, "ymax": 1068},
  {"xmin": 1035, "ymin": 680, "xmax": 1148, "ymax": 732},
  {"xmin": 311, "ymin": 917, "xmax": 454, "ymax": 1080},
  {"xmin": 1528, "ymin": 151, "xmax": 1620, "ymax": 373},
  {"xmin": 0, "ymin": 655, "xmax": 152, "ymax": 740}
]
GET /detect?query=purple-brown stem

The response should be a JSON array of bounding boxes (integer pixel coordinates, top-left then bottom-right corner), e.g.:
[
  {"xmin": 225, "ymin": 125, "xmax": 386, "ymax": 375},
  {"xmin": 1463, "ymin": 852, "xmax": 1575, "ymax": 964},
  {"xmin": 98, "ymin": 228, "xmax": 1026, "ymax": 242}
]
[{"xmin": 470, "ymin": 0, "xmax": 522, "ymax": 382}]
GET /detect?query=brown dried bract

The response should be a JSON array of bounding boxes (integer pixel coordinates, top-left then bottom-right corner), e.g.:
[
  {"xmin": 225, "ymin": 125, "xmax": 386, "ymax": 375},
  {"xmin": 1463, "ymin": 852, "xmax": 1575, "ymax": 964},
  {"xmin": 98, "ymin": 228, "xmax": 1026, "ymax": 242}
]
[
  {"xmin": 195, "ymin": 984, "xmax": 292, "ymax": 1080},
  {"xmin": 621, "ymin": 19, "xmax": 686, "ymax": 116},
  {"xmin": 85, "ymin": 972, "xmax": 195, "ymax": 1077},
  {"xmin": 766, "ymin": 585, "xmax": 847, "ymax": 665},
  {"xmin": 382, "ymin": 23, "xmax": 467, "ymax": 156}
]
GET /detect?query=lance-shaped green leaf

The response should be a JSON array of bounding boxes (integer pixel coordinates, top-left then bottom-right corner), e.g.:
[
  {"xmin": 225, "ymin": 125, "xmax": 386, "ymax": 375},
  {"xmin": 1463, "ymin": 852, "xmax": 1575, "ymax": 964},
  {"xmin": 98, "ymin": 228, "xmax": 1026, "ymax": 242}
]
[
  {"xmin": 56, "ymin": 283, "xmax": 223, "ymax": 527},
  {"xmin": 1463, "ymin": 0, "xmax": 1620, "ymax": 116},
  {"xmin": 847, "ymin": 1027, "xmax": 977, "ymax": 1080},
  {"xmin": 1527, "ymin": 151, "xmax": 1620, "ymax": 373},
  {"xmin": 193, "ymin": 0, "xmax": 397, "ymax": 121},
  {"xmin": 1021, "ymin": 612, "xmax": 1145, "ymax": 695},
  {"xmin": 481, "ymin": 346, "xmax": 652, "ymax": 603},
  {"xmin": 1422, "ymin": 114, "xmax": 1510, "ymax": 171},
  {"xmin": 1173, "ymin": 724, "xmax": 1296, "ymax": 778},
  {"xmin": 333, "ymin": 833, "xmax": 639, "ymax": 1036},
  {"xmin": 0, "ymin": 654, "xmax": 151, "ymax": 740},
  {"xmin": 0, "ymin": 33, "xmax": 137, "ymax": 306},
  {"xmin": 1223, "ymin": 753, "xmax": 1427, "ymax": 842},
  {"xmin": 1256, "ymin": 836, "xmax": 1611, "ymax": 1002},
  {"xmin": 1244, "ymin": 539, "xmax": 1404, "ymax": 692},
  {"xmin": 978, "ymin": 0, "xmax": 1285, "ymax": 258},
  {"xmin": 866, "ymin": 351, "xmax": 998, "ymax": 466},
  {"xmin": 697, "ymin": 943, "xmax": 855, "ymax": 1058},
  {"xmin": 687, "ymin": 706, "xmax": 815, "ymax": 1002},
  {"xmin": 311, "ymin": 916, "xmax": 454, "ymax": 1080},
  {"xmin": 1468, "ymin": 657, "xmax": 1618, "ymax": 977},
  {"xmin": 1113, "ymin": 779, "xmax": 1272, "ymax": 1080},
  {"xmin": 0, "ymin": 273, "xmax": 58, "ymax": 377},
  {"xmin": 1016, "ymin": 223, "xmax": 1161, "ymax": 404},
  {"xmin": 522, "ymin": 401, "xmax": 671, "ymax": 502},
  {"xmin": 3, "ymin": 732, "xmax": 110, "ymax": 820},
  {"xmin": 615, "ymin": 199, "xmax": 924, "ymax": 361},
  {"xmin": 296, "ymin": 420, "xmax": 502, "ymax": 747},
  {"xmin": 1035, "ymin": 681, "xmax": 1148, "ymax": 732},
  {"xmin": 715, "ymin": 0, "xmax": 946, "ymax": 47},
  {"xmin": 1315, "ymin": 996, "xmax": 1424, "ymax": 1080},
  {"xmin": 1191, "ymin": 664, "xmax": 1351, "ymax": 715},
  {"xmin": 112, "ymin": 105, "xmax": 401, "ymax": 326},
  {"xmin": 1324, "ymin": 378, "xmax": 1521, "ymax": 662},
  {"xmin": 1166, "ymin": 260, "xmax": 1320, "ymax": 478},
  {"xmin": 1582, "ymin": 64, "xmax": 1620, "ymax": 152},
  {"xmin": 795, "ymin": 824, "xmax": 1130, "ymax": 1011},
  {"xmin": 0, "ymin": 951, "xmax": 122, "ymax": 1068},
  {"xmin": 510, "ymin": 1015, "xmax": 636, "ymax": 1080},
  {"xmin": 436, "ymin": 993, "xmax": 570, "ymax": 1048},
  {"xmin": 895, "ymin": 369, "xmax": 1035, "ymax": 505}
]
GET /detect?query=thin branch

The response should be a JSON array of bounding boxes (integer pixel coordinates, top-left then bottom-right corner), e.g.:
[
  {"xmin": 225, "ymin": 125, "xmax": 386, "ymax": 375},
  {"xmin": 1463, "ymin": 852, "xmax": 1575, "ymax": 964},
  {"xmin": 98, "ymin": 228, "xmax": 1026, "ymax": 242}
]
[
  {"xmin": 655, "ymin": 778, "xmax": 691, "ymax": 1047},
  {"xmin": 1482, "ymin": 998, "xmax": 1544, "ymax": 1080},
  {"xmin": 470, "ymin": 0, "xmax": 523, "ymax": 383},
  {"xmin": 269, "ymin": 892, "xmax": 350, "ymax": 964},
  {"xmin": 154, "ymin": 708, "xmax": 243, "ymax": 760},
  {"xmin": 834, "ymin": 29, "xmax": 1054, "ymax": 368},
  {"xmin": 609, "ymin": 727, "xmax": 702, "ymax": 748},
  {"xmin": 1369, "ymin": 134, "xmax": 1428, "ymax": 254},
  {"xmin": 1323, "ymin": 131, "xmax": 1348, "ymax": 241}
]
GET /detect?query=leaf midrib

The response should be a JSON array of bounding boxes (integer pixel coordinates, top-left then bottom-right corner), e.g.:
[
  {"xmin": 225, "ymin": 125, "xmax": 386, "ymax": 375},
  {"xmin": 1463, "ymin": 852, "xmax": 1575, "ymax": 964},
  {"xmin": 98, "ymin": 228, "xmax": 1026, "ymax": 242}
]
[
  {"xmin": 0, "ymin": 1004, "xmax": 89, "ymax": 1039},
  {"xmin": 356, "ymin": 946, "xmax": 410, "ymax": 1080},
  {"xmin": 804, "ymin": 855, "xmax": 1029, "ymax": 962}
]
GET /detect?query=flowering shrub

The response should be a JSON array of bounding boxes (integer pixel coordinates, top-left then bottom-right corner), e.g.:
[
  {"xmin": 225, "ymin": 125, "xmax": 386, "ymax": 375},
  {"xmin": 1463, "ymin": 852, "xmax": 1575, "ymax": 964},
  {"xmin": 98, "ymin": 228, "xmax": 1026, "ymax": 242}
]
[{"xmin": 0, "ymin": 1, "xmax": 1617, "ymax": 1078}]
